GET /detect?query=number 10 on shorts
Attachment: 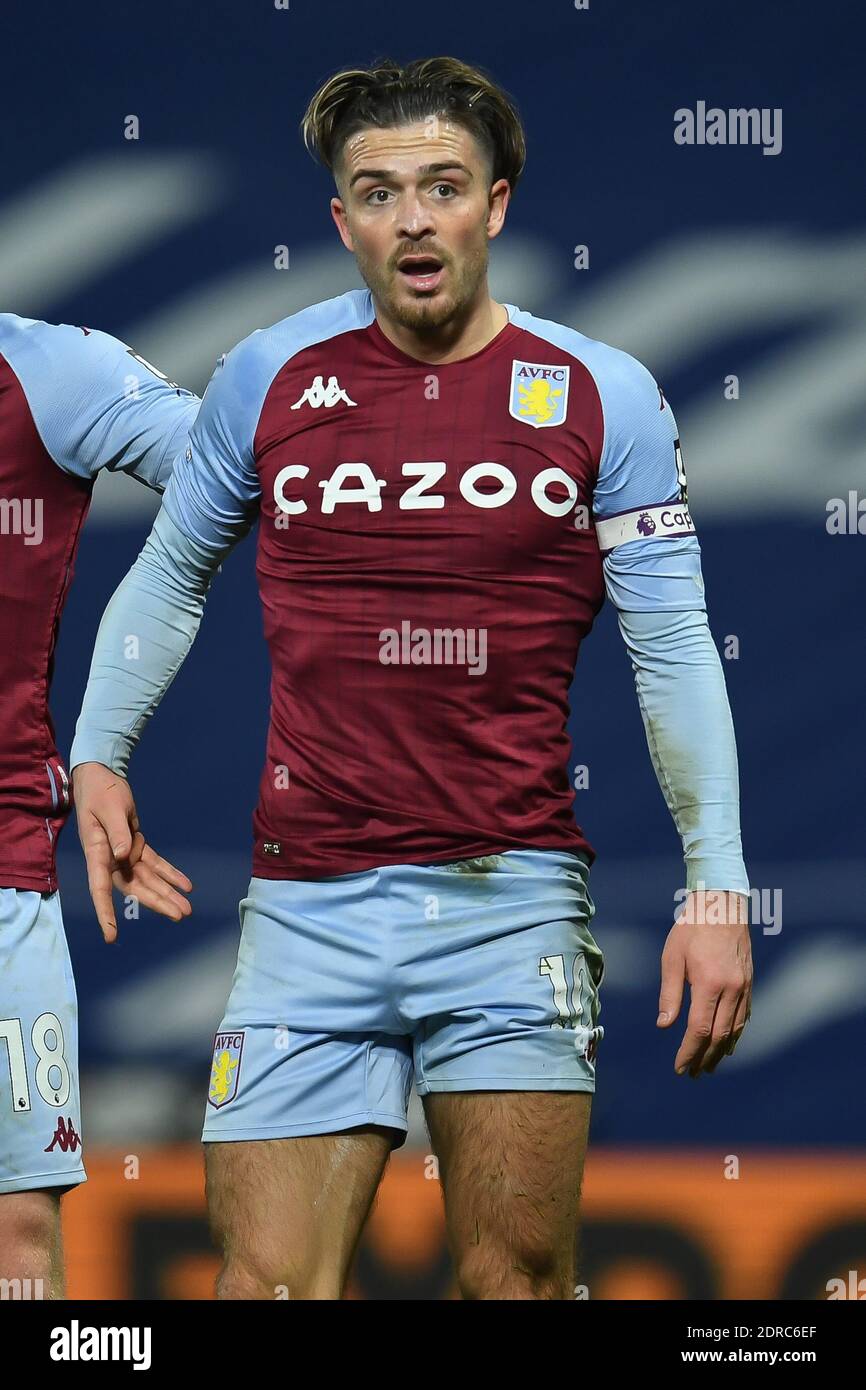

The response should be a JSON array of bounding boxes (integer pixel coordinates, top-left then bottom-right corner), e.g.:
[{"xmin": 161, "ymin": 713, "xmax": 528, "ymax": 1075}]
[{"xmin": 539, "ymin": 953, "xmax": 589, "ymax": 1030}]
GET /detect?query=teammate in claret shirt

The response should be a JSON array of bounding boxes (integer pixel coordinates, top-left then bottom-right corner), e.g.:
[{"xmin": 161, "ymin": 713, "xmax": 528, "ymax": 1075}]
[
  {"xmin": 72, "ymin": 57, "xmax": 753, "ymax": 1301},
  {"xmin": 0, "ymin": 316, "xmax": 195, "ymax": 1295}
]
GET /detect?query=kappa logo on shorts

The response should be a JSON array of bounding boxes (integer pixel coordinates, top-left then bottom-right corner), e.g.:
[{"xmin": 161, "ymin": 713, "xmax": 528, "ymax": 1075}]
[
  {"xmin": 44, "ymin": 1116, "xmax": 81, "ymax": 1154},
  {"xmin": 509, "ymin": 360, "xmax": 570, "ymax": 428},
  {"xmin": 207, "ymin": 1031, "xmax": 245, "ymax": 1108}
]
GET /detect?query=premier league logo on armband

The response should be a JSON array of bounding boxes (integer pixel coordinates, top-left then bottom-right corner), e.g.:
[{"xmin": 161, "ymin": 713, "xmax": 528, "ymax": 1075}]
[
  {"xmin": 207, "ymin": 1031, "xmax": 245, "ymax": 1108},
  {"xmin": 509, "ymin": 360, "xmax": 570, "ymax": 428}
]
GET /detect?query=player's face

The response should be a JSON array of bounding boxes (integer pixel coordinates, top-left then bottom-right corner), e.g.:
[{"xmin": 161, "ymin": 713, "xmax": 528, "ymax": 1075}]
[{"xmin": 330, "ymin": 119, "xmax": 510, "ymax": 333}]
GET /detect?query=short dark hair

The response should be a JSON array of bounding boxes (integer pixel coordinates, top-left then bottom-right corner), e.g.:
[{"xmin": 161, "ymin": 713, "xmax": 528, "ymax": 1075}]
[{"xmin": 301, "ymin": 56, "xmax": 526, "ymax": 192}]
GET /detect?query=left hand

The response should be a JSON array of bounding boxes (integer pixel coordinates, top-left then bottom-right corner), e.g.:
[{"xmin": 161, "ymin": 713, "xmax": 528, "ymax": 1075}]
[{"xmin": 656, "ymin": 889, "xmax": 753, "ymax": 1077}]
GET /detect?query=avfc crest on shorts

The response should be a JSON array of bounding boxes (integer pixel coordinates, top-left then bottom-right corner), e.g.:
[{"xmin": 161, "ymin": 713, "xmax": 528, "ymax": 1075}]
[
  {"xmin": 509, "ymin": 360, "xmax": 570, "ymax": 428},
  {"xmin": 207, "ymin": 1031, "xmax": 245, "ymax": 1108}
]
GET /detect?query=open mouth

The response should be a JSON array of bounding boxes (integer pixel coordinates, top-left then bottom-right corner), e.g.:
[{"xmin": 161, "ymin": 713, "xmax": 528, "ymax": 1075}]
[{"xmin": 396, "ymin": 255, "xmax": 445, "ymax": 292}]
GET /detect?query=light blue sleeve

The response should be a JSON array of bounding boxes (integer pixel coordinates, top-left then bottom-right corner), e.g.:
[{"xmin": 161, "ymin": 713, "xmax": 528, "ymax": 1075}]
[
  {"xmin": 591, "ymin": 348, "xmax": 702, "ymax": 612},
  {"xmin": 69, "ymin": 339, "xmax": 267, "ymax": 774},
  {"xmin": 616, "ymin": 607, "xmax": 749, "ymax": 894},
  {"xmin": 0, "ymin": 315, "xmax": 198, "ymax": 491},
  {"xmin": 590, "ymin": 349, "xmax": 748, "ymax": 895},
  {"xmin": 161, "ymin": 341, "xmax": 264, "ymax": 548},
  {"xmin": 69, "ymin": 508, "xmax": 241, "ymax": 775}
]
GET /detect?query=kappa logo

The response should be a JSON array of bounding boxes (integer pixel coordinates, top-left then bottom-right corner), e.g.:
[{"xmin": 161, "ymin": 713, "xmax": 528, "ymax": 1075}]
[
  {"xmin": 509, "ymin": 360, "xmax": 570, "ymax": 429},
  {"xmin": 44, "ymin": 1117, "xmax": 81, "ymax": 1154},
  {"xmin": 290, "ymin": 374, "xmax": 357, "ymax": 410},
  {"xmin": 207, "ymin": 1031, "xmax": 245, "ymax": 1108}
]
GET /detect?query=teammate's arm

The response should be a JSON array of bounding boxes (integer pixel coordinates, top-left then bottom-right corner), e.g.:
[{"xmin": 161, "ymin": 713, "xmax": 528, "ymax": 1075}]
[
  {"xmin": 12, "ymin": 319, "xmax": 199, "ymax": 491},
  {"xmin": 593, "ymin": 354, "xmax": 752, "ymax": 1078},
  {"xmin": 70, "ymin": 346, "xmax": 262, "ymax": 941},
  {"xmin": 6, "ymin": 318, "xmax": 203, "ymax": 928}
]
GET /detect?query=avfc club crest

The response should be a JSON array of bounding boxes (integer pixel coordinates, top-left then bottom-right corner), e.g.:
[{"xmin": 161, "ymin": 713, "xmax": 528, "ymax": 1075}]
[
  {"xmin": 509, "ymin": 360, "xmax": 570, "ymax": 429},
  {"xmin": 207, "ymin": 1031, "xmax": 245, "ymax": 1108}
]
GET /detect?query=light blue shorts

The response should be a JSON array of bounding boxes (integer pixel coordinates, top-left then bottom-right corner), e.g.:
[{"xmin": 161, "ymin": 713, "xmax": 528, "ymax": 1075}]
[
  {"xmin": 0, "ymin": 889, "xmax": 86, "ymax": 1194},
  {"xmin": 203, "ymin": 849, "xmax": 604, "ymax": 1148}
]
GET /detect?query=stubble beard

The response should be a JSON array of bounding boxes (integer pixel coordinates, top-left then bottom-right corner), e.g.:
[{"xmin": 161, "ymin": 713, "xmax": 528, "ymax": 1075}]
[{"xmin": 356, "ymin": 236, "xmax": 490, "ymax": 336}]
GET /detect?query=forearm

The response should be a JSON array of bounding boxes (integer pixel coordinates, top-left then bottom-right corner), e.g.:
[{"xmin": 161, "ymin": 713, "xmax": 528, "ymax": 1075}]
[
  {"xmin": 617, "ymin": 606, "xmax": 749, "ymax": 894},
  {"xmin": 70, "ymin": 508, "xmax": 231, "ymax": 776}
]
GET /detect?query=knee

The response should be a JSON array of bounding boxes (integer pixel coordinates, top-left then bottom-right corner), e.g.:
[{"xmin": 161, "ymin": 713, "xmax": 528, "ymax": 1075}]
[
  {"xmin": 215, "ymin": 1256, "xmax": 276, "ymax": 1301},
  {"xmin": 215, "ymin": 1252, "xmax": 340, "ymax": 1301},
  {"xmin": 457, "ymin": 1236, "xmax": 572, "ymax": 1301}
]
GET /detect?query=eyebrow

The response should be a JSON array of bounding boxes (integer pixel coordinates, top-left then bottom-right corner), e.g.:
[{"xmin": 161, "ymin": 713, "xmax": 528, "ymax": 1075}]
[{"xmin": 348, "ymin": 162, "xmax": 473, "ymax": 189}]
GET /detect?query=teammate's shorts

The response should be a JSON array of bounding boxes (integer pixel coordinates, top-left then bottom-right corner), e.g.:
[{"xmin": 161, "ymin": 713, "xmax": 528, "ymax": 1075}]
[
  {"xmin": 0, "ymin": 889, "xmax": 86, "ymax": 1194},
  {"xmin": 202, "ymin": 849, "xmax": 604, "ymax": 1149}
]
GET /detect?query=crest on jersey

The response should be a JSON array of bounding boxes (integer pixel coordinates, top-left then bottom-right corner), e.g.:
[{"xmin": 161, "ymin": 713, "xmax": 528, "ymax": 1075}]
[
  {"xmin": 207, "ymin": 1031, "xmax": 245, "ymax": 1109},
  {"xmin": 509, "ymin": 360, "xmax": 570, "ymax": 428}
]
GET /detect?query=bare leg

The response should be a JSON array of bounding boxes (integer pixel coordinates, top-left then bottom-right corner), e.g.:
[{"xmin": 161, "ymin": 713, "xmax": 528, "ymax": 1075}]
[
  {"xmin": 424, "ymin": 1091, "xmax": 592, "ymax": 1300},
  {"xmin": 0, "ymin": 1189, "xmax": 64, "ymax": 1300},
  {"xmin": 205, "ymin": 1127, "xmax": 395, "ymax": 1300}
]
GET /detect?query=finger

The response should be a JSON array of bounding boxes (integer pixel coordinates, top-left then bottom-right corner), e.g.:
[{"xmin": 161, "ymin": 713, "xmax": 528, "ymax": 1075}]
[
  {"xmin": 686, "ymin": 986, "xmax": 739, "ymax": 1077},
  {"xmin": 134, "ymin": 877, "xmax": 192, "ymax": 921},
  {"xmin": 81, "ymin": 825, "xmax": 119, "ymax": 944},
  {"xmin": 122, "ymin": 849, "xmax": 193, "ymax": 915},
  {"xmin": 658, "ymin": 939, "xmax": 685, "ymax": 1027},
  {"xmin": 123, "ymin": 829, "xmax": 147, "ymax": 868},
  {"xmin": 111, "ymin": 864, "xmax": 191, "ymax": 920},
  {"xmin": 702, "ymin": 988, "xmax": 745, "ymax": 1073},
  {"xmin": 112, "ymin": 864, "xmax": 192, "ymax": 922},
  {"xmin": 725, "ymin": 993, "xmax": 753, "ymax": 1057},
  {"xmin": 675, "ymin": 987, "xmax": 721, "ymax": 1075},
  {"xmin": 90, "ymin": 799, "xmax": 135, "ymax": 862},
  {"xmin": 138, "ymin": 842, "xmax": 193, "ymax": 893}
]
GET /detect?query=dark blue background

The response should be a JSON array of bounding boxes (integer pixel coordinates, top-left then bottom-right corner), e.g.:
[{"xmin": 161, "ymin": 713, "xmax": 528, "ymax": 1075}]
[{"xmin": 3, "ymin": 0, "xmax": 863, "ymax": 1145}]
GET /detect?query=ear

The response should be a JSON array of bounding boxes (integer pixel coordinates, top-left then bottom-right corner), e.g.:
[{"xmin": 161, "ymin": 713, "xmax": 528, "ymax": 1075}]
[
  {"xmin": 330, "ymin": 197, "xmax": 354, "ymax": 252},
  {"xmin": 486, "ymin": 178, "xmax": 511, "ymax": 242}
]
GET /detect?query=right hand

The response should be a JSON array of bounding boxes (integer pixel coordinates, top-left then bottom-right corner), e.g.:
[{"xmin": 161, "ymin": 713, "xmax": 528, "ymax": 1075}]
[{"xmin": 72, "ymin": 761, "xmax": 193, "ymax": 943}]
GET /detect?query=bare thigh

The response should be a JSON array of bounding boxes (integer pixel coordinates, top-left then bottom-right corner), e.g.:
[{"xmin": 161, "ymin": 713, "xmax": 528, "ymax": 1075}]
[
  {"xmin": 424, "ymin": 1090, "xmax": 593, "ymax": 1300},
  {"xmin": 0, "ymin": 1189, "xmax": 64, "ymax": 1297},
  {"xmin": 204, "ymin": 1126, "xmax": 395, "ymax": 1300}
]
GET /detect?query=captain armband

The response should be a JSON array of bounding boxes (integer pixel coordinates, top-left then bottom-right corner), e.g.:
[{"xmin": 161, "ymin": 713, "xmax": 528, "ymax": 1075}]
[{"xmin": 594, "ymin": 501, "xmax": 696, "ymax": 555}]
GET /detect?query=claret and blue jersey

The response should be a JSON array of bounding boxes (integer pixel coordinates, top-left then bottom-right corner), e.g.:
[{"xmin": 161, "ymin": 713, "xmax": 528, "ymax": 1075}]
[
  {"xmin": 159, "ymin": 288, "xmax": 702, "ymax": 880},
  {"xmin": 0, "ymin": 315, "xmax": 198, "ymax": 891}
]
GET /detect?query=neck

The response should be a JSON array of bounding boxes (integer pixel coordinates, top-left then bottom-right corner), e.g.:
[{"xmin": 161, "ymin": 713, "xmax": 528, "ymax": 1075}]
[{"xmin": 373, "ymin": 289, "xmax": 509, "ymax": 364}]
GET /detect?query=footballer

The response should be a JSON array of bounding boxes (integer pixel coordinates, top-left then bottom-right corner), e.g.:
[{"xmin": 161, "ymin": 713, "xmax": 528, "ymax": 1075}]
[
  {"xmin": 71, "ymin": 57, "xmax": 752, "ymax": 1300},
  {"xmin": 0, "ymin": 316, "xmax": 195, "ymax": 1296}
]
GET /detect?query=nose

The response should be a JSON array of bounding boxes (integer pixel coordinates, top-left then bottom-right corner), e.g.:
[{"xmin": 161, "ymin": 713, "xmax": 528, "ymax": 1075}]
[{"xmin": 396, "ymin": 188, "xmax": 436, "ymax": 242}]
